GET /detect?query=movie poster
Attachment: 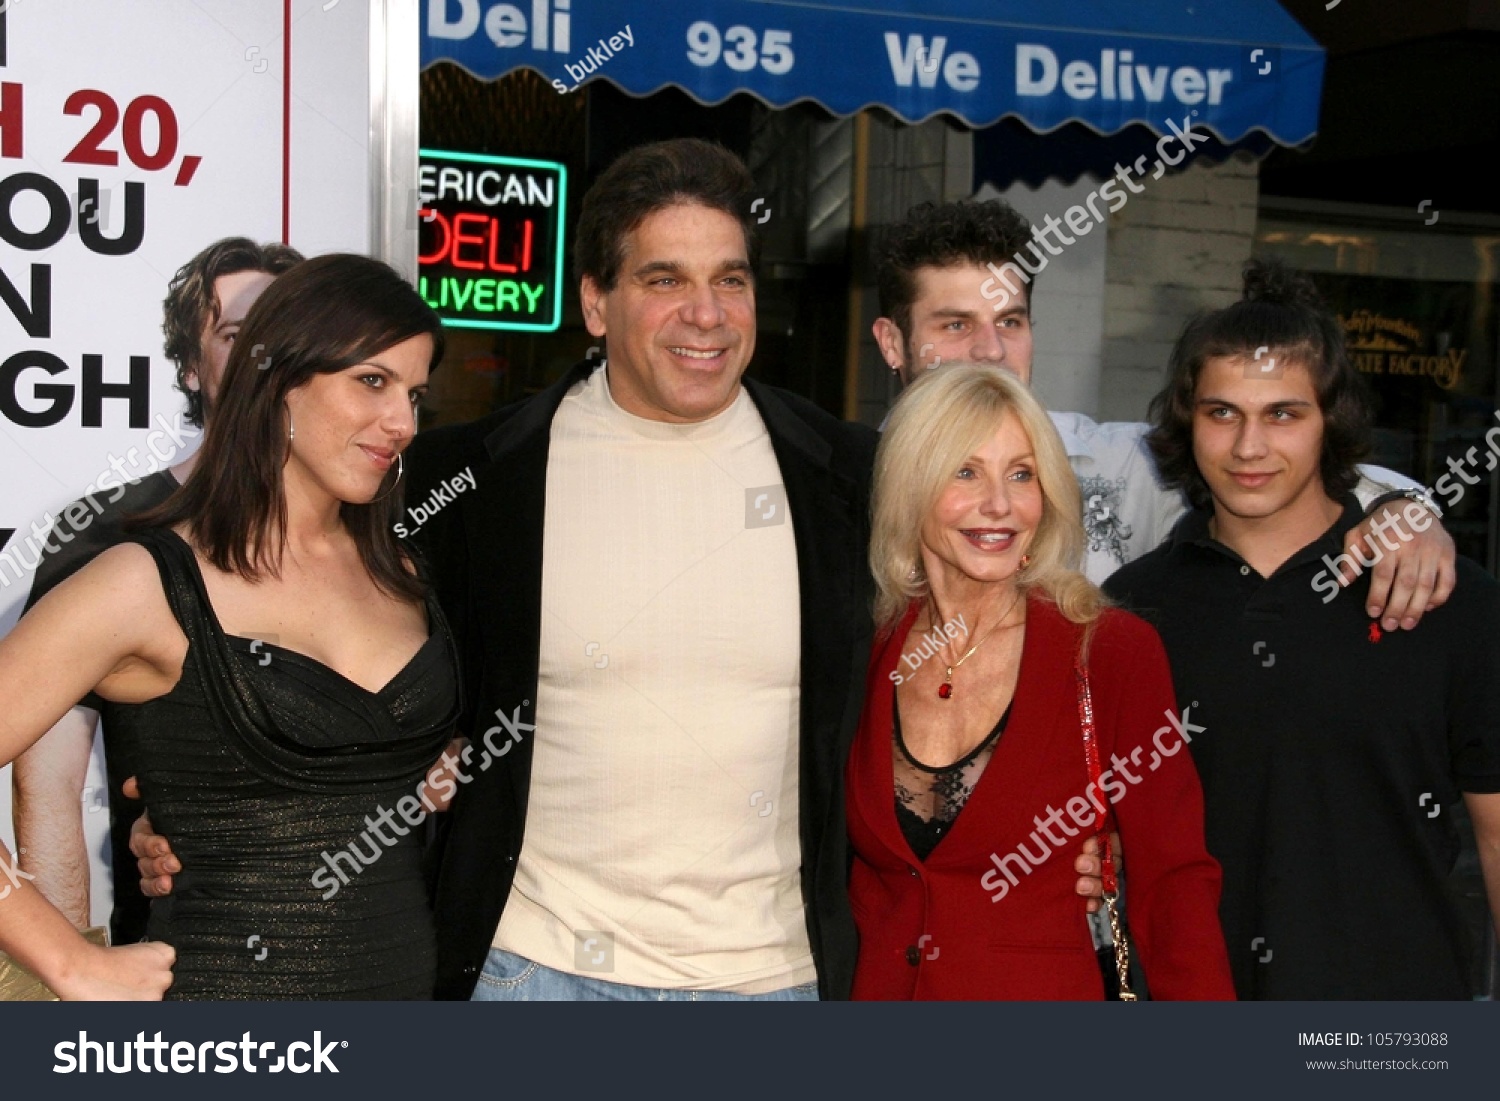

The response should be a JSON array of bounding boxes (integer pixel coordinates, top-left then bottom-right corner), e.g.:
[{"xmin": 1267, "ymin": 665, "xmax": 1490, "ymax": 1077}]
[{"xmin": 2, "ymin": 0, "xmax": 375, "ymax": 932}]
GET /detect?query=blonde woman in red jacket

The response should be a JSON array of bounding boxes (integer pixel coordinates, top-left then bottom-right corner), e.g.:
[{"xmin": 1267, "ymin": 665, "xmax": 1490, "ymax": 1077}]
[{"xmin": 848, "ymin": 363, "xmax": 1234, "ymax": 1000}]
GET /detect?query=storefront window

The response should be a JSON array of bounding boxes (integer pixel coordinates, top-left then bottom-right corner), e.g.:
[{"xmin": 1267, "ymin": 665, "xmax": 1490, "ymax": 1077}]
[
  {"xmin": 1257, "ymin": 204, "xmax": 1500, "ymax": 573},
  {"xmin": 417, "ymin": 67, "xmax": 855, "ymax": 429}
]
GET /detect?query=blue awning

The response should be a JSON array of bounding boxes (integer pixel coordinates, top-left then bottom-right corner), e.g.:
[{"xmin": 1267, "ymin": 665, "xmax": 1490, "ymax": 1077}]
[{"xmin": 421, "ymin": 0, "xmax": 1324, "ymax": 146}]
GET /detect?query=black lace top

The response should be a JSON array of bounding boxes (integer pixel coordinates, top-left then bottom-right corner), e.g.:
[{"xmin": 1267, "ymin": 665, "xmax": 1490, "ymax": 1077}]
[
  {"xmin": 113, "ymin": 528, "xmax": 460, "ymax": 1000},
  {"xmin": 893, "ymin": 699, "xmax": 1012, "ymax": 861}
]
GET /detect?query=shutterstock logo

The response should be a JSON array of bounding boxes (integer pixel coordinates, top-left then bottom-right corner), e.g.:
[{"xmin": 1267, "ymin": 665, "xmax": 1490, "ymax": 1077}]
[
  {"xmin": 980, "ymin": 706, "xmax": 1205, "ymax": 902},
  {"xmin": 54, "ymin": 1032, "xmax": 346, "ymax": 1074},
  {"xmin": 575, "ymin": 931, "xmax": 615, "ymax": 972},
  {"xmin": 745, "ymin": 485, "xmax": 787, "ymax": 528}
]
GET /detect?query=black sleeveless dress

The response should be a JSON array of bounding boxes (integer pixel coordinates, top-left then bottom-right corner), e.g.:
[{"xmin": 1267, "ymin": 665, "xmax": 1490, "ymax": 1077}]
[{"xmin": 114, "ymin": 529, "xmax": 460, "ymax": 1000}]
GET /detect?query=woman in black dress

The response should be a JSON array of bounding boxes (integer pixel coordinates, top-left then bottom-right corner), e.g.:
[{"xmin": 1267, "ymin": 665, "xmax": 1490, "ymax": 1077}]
[{"xmin": 0, "ymin": 255, "xmax": 459, "ymax": 999}]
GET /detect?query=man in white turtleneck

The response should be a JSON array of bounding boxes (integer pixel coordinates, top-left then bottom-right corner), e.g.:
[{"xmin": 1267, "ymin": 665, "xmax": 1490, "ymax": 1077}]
[{"xmin": 406, "ymin": 139, "xmax": 878, "ymax": 1000}]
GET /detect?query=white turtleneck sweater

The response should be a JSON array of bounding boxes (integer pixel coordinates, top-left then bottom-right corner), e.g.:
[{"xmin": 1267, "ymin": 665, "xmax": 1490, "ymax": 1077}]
[{"xmin": 492, "ymin": 364, "xmax": 812, "ymax": 993}]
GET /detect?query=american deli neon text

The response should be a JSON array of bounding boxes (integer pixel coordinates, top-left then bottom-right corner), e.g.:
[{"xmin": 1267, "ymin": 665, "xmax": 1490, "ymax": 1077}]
[{"xmin": 418, "ymin": 211, "xmax": 535, "ymax": 274}]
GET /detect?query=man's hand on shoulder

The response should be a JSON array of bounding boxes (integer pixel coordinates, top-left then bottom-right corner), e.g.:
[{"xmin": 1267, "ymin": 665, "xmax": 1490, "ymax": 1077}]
[
  {"xmin": 1338, "ymin": 500, "xmax": 1456, "ymax": 631},
  {"xmin": 122, "ymin": 778, "xmax": 178, "ymax": 898}
]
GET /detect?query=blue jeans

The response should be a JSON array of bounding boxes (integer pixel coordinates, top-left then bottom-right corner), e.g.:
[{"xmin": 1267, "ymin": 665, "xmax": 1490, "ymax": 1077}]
[{"xmin": 471, "ymin": 948, "xmax": 820, "ymax": 1002}]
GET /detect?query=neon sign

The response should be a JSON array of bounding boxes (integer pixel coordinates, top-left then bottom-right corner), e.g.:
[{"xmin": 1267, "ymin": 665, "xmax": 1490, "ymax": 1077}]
[{"xmin": 417, "ymin": 149, "xmax": 566, "ymax": 332}]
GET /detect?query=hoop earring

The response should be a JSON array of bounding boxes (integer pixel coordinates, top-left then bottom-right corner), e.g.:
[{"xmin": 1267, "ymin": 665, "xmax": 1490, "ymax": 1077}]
[{"xmin": 372, "ymin": 452, "xmax": 404, "ymax": 503}]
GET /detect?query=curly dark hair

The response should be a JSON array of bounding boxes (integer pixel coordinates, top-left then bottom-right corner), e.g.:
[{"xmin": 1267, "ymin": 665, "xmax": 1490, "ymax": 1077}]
[
  {"xmin": 1146, "ymin": 259, "xmax": 1372, "ymax": 512},
  {"xmin": 573, "ymin": 138, "xmax": 759, "ymax": 292},
  {"xmin": 875, "ymin": 200, "xmax": 1035, "ymax": 339},
  {"xmin": 162, "ymin": 238, "xmax": 304, "ymax": 428}
]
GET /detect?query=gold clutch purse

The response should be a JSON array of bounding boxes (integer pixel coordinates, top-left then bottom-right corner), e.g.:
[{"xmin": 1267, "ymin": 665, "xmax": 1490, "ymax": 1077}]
[{"xmin": 0, "ymin": 927, "xmax": 110, "ymax": 1001}]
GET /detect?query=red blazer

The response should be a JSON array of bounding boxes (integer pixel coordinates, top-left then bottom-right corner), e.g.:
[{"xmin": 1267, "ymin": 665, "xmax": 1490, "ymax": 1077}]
[{"xmin": 847, "ymin": 596, "xmax": 1235, "ymax": 1000}]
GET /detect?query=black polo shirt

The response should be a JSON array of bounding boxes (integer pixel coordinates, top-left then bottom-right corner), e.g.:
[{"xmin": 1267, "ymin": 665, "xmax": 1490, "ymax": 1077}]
[{"xmin": 1104, "ymin": 495, "xmax": 1500, "ymax": 999}]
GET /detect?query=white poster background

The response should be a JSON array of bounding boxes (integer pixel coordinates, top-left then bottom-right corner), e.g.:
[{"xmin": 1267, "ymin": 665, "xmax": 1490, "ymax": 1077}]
[{"xmin": 1, "ymin": 0, "xmax": 375, "ymax": 930}]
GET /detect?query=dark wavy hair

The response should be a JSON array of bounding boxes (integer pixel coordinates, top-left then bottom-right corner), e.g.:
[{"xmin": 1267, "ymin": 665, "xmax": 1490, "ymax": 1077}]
[
  {"xmin": 135, "ymin": 254, "xmax": 444, "ymax": 602},
  {"xmin": 876, "ymin": 200, "xmax": 1035, "ymax": 339},
  {"xmin": 573, "ymin": 138, "xmax": 759, "ymax": 292},
  {"xmin": 1146, "ymin": 259, "xmax": 1371, "ymax": 511},
  {"xmin": 162, "ymin": 237, "xmax": 304, "ymax": 428}
]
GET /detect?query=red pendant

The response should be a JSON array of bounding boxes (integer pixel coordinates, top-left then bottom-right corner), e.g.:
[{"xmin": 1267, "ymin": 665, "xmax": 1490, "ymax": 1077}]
[{"xmin": 937, "ymin": 683, "xmax": 952, "ymax": 699}]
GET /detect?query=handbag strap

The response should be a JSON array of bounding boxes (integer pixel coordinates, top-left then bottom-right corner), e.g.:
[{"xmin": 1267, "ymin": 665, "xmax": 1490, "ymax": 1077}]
[
  {"xmin": 1074, "ymin": 654, "xmax": 1119, "ymax": 891},
  {"xmin": 1074, "ymin": 654, "xmax": 1137, "ymax": 1000}
]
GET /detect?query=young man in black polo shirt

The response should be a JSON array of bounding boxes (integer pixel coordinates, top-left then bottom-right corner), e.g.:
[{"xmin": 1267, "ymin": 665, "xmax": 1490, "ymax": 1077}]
[{"xmin": 1104, "ymin": 262, "xmax": 1500, "ymax": 999}]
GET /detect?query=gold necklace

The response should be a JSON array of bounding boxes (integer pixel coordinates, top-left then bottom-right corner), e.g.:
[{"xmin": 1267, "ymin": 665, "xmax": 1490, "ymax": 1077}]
[{"xmin": 933, "ymin": 590, "xmax": 1022, "ymax": 700}]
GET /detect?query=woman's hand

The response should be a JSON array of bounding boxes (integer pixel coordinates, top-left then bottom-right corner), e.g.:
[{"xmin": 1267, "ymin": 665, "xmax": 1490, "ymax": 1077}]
[
  {"xmin": 1, "ymin": 835, "xmax": 174, "ymax": 1002},
  {"xmin": 1073, "ymin": 833, "xmax": 1122, "ymax": 913},
  {"xmin": 50, "ymin": 941, "xmax": 176, "ymax": 1001}
]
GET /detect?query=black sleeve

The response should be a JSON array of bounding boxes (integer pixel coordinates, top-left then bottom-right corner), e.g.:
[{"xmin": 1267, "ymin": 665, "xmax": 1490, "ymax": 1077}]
[
  {"xmin": 20, "ymin": 505, "xmax": 121, "ymax": 711},
  {"xmin": 405, "ymin": 424, "xmax": 486, "ymax": 737},
  {"xmin": 22, "ymin": 476, "xmax": 178, "ymax": 615},
  {"xmin": 1448, "ymin": 559, "xmax": 1500, "ymax": 793},
  {"xmin": 22, "ymin": 499, "xmax": 121, "ymax": 615},
  {"xmin": 1101, "ymin": 560, "xmax": 1147, "ymax": 610},
  {"xmin": 20, "ymin": 476, "xmax": 177, "ymax": 709}
]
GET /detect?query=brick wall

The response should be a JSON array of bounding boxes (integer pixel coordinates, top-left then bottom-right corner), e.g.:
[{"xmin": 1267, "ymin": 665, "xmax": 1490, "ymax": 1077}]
[
  {"xmin": 1099, "ymin": 155, "xmax": 1261, "ymax": 422},
  {"xmin": 981, "ymin": 177, "xmax": 1109, "ymax": 420}
]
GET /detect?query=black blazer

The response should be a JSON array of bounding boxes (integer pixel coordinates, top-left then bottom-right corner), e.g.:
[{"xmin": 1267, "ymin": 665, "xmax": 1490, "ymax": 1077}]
[{"xmin": 405, "ymin": 362, "xmax": 877, "ymax": 1000}]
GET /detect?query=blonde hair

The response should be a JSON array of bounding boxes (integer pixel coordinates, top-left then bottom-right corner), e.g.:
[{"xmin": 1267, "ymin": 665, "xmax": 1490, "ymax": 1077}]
[{"xmin": 871, "ymin": 363, "xmax": 1106, "ymax": 631}]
